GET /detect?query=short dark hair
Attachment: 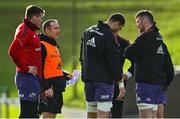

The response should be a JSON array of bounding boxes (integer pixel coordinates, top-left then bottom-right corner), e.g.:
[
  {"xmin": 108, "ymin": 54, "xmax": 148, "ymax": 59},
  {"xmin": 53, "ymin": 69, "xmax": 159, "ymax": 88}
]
[
  {"xmin": 108, "ymin": 13, "xmax": 125, "ymax": 25},
  {"xmin": 42, "ymin": 19, "xmax": 58, "ymax": 33},
  {"xmin": 25, "ymin": 5, "xmax": 45, "ymax": 19},
  {"xmin": 135, "ymin": 10, "xmax": 155, "ymax": 24}
]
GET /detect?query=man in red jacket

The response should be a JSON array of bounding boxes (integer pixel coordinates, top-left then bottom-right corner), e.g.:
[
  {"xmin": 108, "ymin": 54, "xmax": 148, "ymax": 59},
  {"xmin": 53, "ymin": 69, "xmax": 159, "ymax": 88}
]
[{"xmin": 8, "ymin": 5, "xmax": 45, "ymax": 118}]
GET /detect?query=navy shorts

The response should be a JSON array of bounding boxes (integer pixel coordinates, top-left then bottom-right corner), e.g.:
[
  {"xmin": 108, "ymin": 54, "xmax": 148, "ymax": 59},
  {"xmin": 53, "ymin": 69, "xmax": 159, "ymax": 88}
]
[
  {"xmin": 15, "ymin": 72, "xmax": 40, "ymax": 102},
  {"xmin": 136, "ymin": 83, "xmax": 167, "ymax": 105},
  {"xmin": 84, "ymin": 82, "xmax": 114, "ymax": 102}
]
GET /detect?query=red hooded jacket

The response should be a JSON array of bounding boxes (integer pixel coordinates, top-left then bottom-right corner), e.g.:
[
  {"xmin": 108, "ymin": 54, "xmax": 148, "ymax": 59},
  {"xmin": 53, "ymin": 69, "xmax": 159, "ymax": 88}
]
[{"xmin": 8, "ymin": 19, "xmax": 42, "ymax": 78}]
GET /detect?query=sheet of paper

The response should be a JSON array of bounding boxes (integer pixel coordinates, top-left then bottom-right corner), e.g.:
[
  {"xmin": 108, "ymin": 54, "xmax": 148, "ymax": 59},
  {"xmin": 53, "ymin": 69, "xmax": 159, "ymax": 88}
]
[{"xmin": 66, "ymin": 69, "xmax": 81, "ymax": 86}]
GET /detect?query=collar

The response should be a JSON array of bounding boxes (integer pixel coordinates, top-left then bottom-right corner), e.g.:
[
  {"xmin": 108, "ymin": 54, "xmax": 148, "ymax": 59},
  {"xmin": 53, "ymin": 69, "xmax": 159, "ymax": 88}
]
[
  {"xmin": 146, "ymin": 25, "xmax": 159, "ymax": 32},
  {"xmin": 24, "ymin": 18, "xmax": 40, "ymax": 31},
  {"xmin": 97, "ymin": 21, "xmax": 111, "ymax": 30},
  {"xmin": 139, "ymin": 25, "xmax": 159, "ymax": 36},
  {"xmin": 39, "ymin": 33, "xmax": 57, "ymax": 46}
]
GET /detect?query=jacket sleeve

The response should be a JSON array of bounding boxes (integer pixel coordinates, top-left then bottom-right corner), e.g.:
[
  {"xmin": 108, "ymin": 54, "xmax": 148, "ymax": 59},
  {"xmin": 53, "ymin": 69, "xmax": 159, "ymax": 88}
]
[
  {"xmin": 105, "ymin": 31, "xmax": 121, "ymax": 81},
  {"xmin": 40, "ymin": 43, "xmax": 52, "ymax": 90},
  {"xmin": 163, "ymin": 45, "xmax": 174, "ymax": 87},
  {"xmin": 124, "ymin": 38, "xmax": 143, "ymax": 62},
  {"xmin": 8, "ymin": 27, "xmax": 29, "ymax": 72}
]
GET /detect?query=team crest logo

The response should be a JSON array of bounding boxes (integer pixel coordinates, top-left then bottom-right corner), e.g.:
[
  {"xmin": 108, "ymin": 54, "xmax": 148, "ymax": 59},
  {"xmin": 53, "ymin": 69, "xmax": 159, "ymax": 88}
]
[
  {"xmin": 29, "ymin": 93, "xmax": 36, "ymax": 98},
  {"xmin": 146, "ymin": 97, "xmax": 151, "ymax": 102},
  {"xmin": 57, "ymin": 62, "xmax": 61, "ymax": 69},
  {"xmin": 137, "ymin": 97, "xmax": 141, "ymax": 102},
  {"xmin": 19, "ymin": 93, "xmax": 24, "ymax": 98}
]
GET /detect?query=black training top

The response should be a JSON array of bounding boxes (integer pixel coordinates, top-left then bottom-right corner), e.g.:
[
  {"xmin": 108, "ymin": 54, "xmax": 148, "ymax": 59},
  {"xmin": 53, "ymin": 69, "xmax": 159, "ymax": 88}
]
[
  {"xmin": 80, "ymin": 21, "xmax": 122, "ymax": 84},
  {"xmin": 125, "ymin": 25, "xmax": 174, "ymax": 87}
]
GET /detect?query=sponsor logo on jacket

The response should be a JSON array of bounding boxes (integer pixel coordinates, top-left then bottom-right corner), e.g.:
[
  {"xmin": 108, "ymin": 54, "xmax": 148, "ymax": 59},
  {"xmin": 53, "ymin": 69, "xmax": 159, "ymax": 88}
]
[
  {"xmin": 87, "ymin": 37, "xmax": 96, "ymax": 47},
  {"xmin": 35, "ymin": 47, "xmax": 41, "ymax": 52},
  {"xmin": 157, "ymin": 45, "xmax": 164, "ymax": 55}
]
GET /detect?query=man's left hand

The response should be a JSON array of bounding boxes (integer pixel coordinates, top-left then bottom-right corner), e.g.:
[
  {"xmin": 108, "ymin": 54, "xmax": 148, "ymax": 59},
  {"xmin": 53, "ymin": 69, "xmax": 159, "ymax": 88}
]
[{"xmin": 117, "ymin": 87, "xmax": 126, "ymax": 100}]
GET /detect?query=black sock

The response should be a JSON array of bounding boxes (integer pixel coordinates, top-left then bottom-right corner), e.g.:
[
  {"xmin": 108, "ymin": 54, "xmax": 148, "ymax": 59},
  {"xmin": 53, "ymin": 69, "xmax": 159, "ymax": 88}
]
[{"xmin": 19, "ymin": 100, "xmax": 39, "ymax": 118}]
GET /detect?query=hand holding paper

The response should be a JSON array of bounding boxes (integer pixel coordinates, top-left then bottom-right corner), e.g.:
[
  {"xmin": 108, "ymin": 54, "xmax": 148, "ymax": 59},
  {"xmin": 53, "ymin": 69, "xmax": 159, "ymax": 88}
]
[{"xmin": 66, "ymin": 70, "xmax": 81, "ymax": 86}]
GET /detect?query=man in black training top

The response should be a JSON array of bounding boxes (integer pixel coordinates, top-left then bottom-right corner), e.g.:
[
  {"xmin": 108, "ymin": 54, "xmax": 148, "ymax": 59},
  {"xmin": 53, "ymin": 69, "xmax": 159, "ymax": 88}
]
[
  {"xmin": 80, "ymin": 13, "xmax": 126, "ymax": 118},
  {"xmin": 125, "ymin": 10, "xmax": 174, "ymax": 118}
]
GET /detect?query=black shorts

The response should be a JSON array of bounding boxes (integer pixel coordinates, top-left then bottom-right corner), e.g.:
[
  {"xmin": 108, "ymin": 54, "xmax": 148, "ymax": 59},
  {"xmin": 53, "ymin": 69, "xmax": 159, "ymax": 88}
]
[{"xmin": 39, "ymin": 92, "xmax": 63, "ymax": 114}]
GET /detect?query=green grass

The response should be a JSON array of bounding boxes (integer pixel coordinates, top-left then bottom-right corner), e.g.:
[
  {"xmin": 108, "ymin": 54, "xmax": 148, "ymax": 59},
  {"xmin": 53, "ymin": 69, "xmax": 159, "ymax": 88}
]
[
  {"xmin": 0, "ymin": 104, "xmax": 19, "ymax": 118},
  {"xmin": 0, "ymin": 0, "xmax": 180, "ymax": 117}
]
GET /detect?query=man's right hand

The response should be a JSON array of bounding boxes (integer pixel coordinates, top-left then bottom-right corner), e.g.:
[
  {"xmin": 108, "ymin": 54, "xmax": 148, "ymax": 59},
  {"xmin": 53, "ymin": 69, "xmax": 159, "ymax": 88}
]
[
  {"xmin": 27, "ymin": 66, "xmax": 38, "ymax": 76},
  {"xmin": 45, "ymin": 88, "xmax": 54, "ymax": 98},
  {"xmin": 66, "ymin": 74, "xmax": 72, "ymax": 80}
]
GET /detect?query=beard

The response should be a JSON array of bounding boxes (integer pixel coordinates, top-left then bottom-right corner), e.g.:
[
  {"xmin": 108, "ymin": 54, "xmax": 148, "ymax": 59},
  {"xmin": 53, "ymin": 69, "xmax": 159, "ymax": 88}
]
[
  {"xmin": 112, "ymin": 28, "xmax": 120, "ymax": 33},
  {"xmin": 140, "ymin": 29, "xmax": 144, "ymax": 33},
  {"xmin": 139, "ymin": 26, "xmax": 145, "ymax": 33},
  {"xmin": 111, "ymin": 29, "xmax": 117, "ymax": 33}
]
